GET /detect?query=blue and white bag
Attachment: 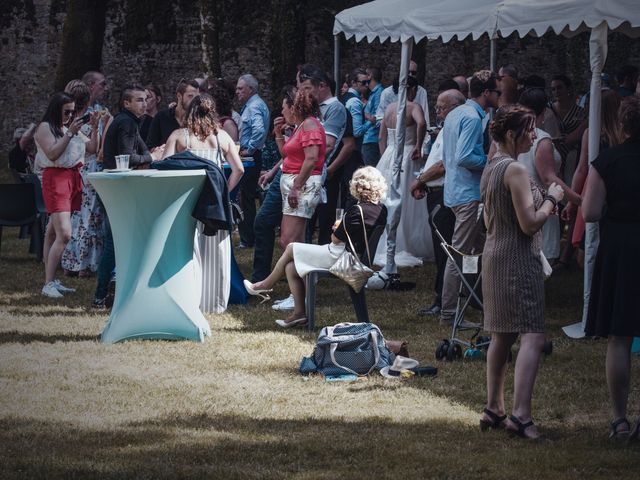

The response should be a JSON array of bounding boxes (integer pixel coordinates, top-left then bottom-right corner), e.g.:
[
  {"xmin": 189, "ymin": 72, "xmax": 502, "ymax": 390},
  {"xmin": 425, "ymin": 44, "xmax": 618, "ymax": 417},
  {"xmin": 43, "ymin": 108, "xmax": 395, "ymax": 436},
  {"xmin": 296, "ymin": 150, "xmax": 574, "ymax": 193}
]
[{"xmin": 299, "ymin": 323, "xmax": 394, "ymax": 377}]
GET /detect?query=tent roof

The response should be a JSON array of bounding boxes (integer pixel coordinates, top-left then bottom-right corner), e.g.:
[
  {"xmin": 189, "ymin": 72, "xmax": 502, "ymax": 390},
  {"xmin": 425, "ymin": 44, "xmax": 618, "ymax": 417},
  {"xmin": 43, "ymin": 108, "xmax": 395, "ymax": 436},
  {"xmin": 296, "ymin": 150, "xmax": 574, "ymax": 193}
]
[{"xmin": 333, "ymin": 0, "xmax": 640, "ymax": 43}]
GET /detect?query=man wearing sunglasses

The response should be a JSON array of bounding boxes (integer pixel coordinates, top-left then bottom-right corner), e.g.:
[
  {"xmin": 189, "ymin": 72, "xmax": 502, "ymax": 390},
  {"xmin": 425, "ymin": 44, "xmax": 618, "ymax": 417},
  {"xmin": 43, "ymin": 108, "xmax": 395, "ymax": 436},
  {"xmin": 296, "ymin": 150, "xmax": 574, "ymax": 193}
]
[
  {"xmin": 361, "ymin": 67, "xmax": 384, "ymax": 167},
  {"xmin": 343, "ymin": 67, "xmax": 370, "ymax": 153},
  {"xmin": 376, "ymin": 60, "xmax": 430, "ymax": 131},
  {"xmin": 439, "ymin": 70, "xmax": 500, "ymax": 326}
]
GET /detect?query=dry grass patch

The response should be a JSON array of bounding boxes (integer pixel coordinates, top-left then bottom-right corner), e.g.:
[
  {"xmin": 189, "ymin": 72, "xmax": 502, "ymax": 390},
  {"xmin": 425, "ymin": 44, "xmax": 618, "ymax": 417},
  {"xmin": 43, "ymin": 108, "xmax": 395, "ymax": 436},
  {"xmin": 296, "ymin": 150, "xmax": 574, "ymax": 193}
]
[{"xmin": 0, "ymin": 230, "xmax": 639, "ymax": 479}]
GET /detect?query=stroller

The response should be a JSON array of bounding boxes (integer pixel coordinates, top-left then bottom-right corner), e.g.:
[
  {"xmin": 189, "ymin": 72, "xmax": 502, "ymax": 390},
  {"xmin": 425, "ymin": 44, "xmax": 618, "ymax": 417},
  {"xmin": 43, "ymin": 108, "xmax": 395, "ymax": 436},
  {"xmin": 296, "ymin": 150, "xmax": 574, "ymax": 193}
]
[
  {"xmin": 430, "ymin": 205, "xmax": 489, "ymax": 361},
  {"xmin": 429, "ymin": 205, "xmax": 553, "ymax": 361}
]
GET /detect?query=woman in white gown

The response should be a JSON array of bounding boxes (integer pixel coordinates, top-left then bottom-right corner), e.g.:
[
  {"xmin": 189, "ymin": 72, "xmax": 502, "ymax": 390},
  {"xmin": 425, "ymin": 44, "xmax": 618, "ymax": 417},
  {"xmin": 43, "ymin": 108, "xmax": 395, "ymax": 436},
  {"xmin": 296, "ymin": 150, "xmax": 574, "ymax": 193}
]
[
  {"xmin": 163, "ymin": 94, "xmax": 244, "ymax": 313},
  {"xmin": 374, "ymin": 76, "xmax": 432, "ymax": 271}
]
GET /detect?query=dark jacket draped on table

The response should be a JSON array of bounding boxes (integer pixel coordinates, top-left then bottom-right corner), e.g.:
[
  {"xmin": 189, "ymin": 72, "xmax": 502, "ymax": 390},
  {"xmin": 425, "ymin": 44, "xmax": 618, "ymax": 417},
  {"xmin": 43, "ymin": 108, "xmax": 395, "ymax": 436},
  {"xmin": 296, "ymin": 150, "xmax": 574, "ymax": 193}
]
[{"xmin": 151, "ymin": 152, "xmax": 233, "ymax": 235}]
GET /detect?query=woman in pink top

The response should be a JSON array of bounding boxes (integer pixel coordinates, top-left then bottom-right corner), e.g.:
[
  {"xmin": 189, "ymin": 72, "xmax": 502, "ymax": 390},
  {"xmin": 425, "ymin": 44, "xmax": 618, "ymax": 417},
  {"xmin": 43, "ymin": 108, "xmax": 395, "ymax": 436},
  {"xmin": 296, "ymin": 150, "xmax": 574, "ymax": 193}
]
[{"xmin": 274, "ymin": 89, "xmax": 326, "ymax": 246}]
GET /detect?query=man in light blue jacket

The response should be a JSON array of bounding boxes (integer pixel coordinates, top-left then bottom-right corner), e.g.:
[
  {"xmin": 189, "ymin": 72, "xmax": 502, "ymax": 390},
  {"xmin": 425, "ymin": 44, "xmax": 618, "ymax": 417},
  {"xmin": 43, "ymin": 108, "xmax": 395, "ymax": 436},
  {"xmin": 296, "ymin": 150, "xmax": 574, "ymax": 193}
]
[{"xmin": 440, "ymin": 70, "xmax": 500, "ymax": 324}]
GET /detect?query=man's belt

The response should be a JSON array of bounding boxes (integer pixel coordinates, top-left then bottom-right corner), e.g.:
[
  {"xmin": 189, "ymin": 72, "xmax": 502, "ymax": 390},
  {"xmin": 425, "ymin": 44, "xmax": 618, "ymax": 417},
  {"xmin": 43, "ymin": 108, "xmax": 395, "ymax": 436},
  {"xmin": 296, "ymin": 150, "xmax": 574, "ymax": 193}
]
[{"xmin": 425, "ymin": 185, "xmax": 444, "ymax": 194}]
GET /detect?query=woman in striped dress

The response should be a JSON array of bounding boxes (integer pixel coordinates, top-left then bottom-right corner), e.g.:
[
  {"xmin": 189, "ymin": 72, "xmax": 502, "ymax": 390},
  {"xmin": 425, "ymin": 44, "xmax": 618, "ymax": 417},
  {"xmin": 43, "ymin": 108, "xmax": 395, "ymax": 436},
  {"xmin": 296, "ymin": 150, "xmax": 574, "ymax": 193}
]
[
  {"xmin": 163, "ymin": 94, "xmax": 244, "ymax": 313},
  {"xmin": 479, "ymin": 106, "xmax": 564, "ymax": 439}
]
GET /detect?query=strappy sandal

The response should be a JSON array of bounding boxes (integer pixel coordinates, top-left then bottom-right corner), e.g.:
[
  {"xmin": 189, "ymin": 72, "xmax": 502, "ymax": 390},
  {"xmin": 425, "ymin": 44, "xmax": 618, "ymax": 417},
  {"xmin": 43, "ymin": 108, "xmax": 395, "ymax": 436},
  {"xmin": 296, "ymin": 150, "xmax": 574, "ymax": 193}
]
[
  {"xmin": 243, "ymin": 279, "xmax": 273, "ymax": 304},
  {"xmin": 479, "ymin": 408, "xmax": 507, "ymax": 431},
  {"xmin": 506, "ymin": 415, "xmax": 539, "ymax": 439},
  {"xmin": 609, "ymin": 418, "xmax": 631, "ymax": 441}
]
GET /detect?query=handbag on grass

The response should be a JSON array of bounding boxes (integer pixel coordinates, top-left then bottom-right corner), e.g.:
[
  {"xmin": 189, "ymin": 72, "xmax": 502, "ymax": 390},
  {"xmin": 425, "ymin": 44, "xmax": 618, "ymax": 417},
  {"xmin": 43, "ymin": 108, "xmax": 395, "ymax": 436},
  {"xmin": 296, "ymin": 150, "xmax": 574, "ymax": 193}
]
[{"xmin": 329, "ymin": 205, "xmax": 373, "ymax": 293}]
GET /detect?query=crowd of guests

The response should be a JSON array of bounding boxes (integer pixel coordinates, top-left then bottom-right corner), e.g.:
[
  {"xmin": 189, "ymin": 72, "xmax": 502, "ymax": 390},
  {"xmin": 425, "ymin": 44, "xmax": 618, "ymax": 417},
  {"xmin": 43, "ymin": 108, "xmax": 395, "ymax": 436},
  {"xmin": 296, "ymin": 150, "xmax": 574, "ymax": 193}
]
[{"xmin": 8, "ymin": 61, "xmax": 640, "ymax": 441}]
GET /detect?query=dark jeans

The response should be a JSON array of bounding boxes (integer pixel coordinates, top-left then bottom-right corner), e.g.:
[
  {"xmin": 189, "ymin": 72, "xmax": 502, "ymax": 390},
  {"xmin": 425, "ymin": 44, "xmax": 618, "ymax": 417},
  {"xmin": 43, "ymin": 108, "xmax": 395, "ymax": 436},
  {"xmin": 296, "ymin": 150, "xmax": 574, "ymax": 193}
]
[
  {"xmin": 95, "ymin": 214, "xmax": 114, "ymax": 300},
  {"xmin": 251, "ymin": 169, "xmax": 283, "ymax": 282},
  {"xmin": 313, "ymin": 164, "xmax": 344, "ymax": 245},
  {"xmin": 426, "ymin": 187, "xmax": 455, "ymax": 306},
  {"xmin": 361, "ymin": 142, "xmax": 381, "ymax": 167},
  {"xmin": 238, "ymin": 151, "xmax": 262, "ymax": 246}
]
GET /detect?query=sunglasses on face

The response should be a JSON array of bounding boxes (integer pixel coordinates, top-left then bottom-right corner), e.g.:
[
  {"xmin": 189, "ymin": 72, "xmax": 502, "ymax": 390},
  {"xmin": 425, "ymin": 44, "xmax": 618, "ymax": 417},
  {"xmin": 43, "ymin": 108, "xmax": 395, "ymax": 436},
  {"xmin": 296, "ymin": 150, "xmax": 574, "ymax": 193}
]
[
  {"xmin": 409, "ymin": 70, "xmax": 418, "ymax": 76},
  {"xmin": 489, "ymin": 89, "xmax": 502, "ymax": 97},
  {"xmin": 63, "ymin": 109, "xmax": 74, "ymax": 116},
  {"xmin": 358, "ymin": 79, "xmax": 370, "ymax": 86}
]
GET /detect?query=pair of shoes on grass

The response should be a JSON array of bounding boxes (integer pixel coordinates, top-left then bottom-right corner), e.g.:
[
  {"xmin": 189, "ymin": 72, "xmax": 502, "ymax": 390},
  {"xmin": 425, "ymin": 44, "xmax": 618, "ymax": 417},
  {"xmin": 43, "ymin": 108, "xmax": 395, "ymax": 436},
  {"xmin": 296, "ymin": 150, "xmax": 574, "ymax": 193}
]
[{"xmin": 479, "ymin": 410, "xmax": 542, "ymax": 440}]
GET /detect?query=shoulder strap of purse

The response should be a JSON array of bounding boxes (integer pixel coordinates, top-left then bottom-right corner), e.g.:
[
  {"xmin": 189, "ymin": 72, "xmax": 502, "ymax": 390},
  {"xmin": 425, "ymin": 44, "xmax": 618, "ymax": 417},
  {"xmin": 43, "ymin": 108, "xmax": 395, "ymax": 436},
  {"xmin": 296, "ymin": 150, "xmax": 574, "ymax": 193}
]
[
  {"xmin": 215, "ymin": 133, "xmax": 223, "ymax": 164},
  {"xmin": 340, "ymin": 210, "xmax": 361, "ymax": 263},
  {"xmin": 357, "ymin": 204, "xmax": 372, "ymax": 266}
]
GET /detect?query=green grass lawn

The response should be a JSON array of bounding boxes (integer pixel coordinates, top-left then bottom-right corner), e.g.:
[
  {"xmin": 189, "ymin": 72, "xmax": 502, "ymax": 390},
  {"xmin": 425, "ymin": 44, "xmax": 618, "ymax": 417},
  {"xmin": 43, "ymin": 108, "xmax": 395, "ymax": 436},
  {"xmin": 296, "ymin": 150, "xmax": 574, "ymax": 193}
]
[{"xmin": 0, "ymin": 218, "xmax": 639, "ymax": 479}]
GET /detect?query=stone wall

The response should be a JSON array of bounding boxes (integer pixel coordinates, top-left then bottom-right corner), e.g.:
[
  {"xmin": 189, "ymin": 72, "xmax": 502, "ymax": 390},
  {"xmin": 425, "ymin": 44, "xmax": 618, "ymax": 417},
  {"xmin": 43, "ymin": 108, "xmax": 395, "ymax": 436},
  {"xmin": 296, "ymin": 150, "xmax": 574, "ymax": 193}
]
[{"xmin": 2, "ymin": 0, "xmax": 640, "ymax": 153}]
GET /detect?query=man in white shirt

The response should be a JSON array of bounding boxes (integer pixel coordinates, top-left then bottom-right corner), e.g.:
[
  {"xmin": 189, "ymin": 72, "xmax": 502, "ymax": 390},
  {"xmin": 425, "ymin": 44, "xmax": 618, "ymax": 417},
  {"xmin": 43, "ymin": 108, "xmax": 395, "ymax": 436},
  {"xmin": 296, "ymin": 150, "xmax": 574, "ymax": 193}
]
[
  {"xmin": 376, "ymin": 60, "xmax": 430, "ymax": 128},
  {"xmin": 410, "ymin": 89, "xmax": 466, "ymax": 317}
]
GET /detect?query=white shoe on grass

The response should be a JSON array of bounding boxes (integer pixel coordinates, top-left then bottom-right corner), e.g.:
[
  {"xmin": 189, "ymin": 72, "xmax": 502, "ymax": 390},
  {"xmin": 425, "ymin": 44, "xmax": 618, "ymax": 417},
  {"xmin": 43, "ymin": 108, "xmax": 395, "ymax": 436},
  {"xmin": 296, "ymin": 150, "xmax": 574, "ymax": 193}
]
[
  {"xmin": 53, "ymin": 279, "xmax": 76, "ymax": 293},
  {"xmin": 272, "ymin": 294, "xmax": 295, "ymax": 311},
  {"xmin": 42, "ymin": 281, "xmax": 63, "ymax": 298}
]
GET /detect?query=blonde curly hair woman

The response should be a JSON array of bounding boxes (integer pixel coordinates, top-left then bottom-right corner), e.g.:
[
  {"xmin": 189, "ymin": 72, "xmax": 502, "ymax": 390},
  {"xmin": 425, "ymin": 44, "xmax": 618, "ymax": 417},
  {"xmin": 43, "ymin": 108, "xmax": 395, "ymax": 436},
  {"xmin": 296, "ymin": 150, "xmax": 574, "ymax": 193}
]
[{"xmin": 245, "ymin": 166, "xmax": 388, "ymax": 328}]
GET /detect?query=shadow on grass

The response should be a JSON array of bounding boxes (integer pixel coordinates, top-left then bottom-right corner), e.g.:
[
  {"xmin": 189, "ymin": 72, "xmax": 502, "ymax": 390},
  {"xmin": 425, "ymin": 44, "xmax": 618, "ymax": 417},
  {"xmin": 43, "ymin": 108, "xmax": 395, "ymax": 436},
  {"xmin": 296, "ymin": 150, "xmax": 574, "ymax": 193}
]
[
  {"xmin": 0, "ymin": 331, "xmax": 99, "ymax": 344},
  {"xmin": 0, "ymin": 414, "xmax": 638, "ymax": 480}
]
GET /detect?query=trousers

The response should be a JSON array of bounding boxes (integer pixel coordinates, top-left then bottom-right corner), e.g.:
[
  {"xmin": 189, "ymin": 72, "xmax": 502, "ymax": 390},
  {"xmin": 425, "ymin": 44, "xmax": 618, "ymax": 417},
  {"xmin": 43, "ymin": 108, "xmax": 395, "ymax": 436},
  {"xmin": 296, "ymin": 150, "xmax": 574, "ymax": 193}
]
[{"xmin": 440, "ymin": 201, "xmax": 485, "ymax": 319}]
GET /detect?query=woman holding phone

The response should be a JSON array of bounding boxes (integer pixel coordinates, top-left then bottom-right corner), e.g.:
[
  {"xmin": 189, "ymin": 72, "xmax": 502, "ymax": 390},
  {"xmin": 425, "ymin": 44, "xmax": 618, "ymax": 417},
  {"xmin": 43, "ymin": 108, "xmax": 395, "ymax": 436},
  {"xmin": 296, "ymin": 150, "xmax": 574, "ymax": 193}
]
[{"xmin": 35, "ymin": 92, "xmax": 99, "ymax": 298}]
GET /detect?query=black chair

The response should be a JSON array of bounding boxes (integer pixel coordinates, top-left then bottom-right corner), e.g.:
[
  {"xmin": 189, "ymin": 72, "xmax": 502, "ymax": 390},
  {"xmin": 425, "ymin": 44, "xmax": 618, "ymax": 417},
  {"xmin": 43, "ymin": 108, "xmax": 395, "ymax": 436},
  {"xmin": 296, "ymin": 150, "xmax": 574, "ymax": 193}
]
[
  {"xmin": 18, "ymin": 173, "xmax": 47, "ymax": 261},
  {"xmin": 304, "ymin": 223, "xmax": 385, "ymax": 331},
  {"xmin": 0, "ymin": 183, "xmax": 43, "ymax": 260}
]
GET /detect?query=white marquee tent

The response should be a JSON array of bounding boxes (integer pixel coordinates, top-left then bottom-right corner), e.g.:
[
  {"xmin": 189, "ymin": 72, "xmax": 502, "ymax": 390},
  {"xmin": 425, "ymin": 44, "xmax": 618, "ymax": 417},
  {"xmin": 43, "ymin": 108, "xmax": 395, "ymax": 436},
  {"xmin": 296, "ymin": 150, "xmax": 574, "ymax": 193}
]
[{"xmin": 333, "ymin": 0, "xmax": 640, "ymax": 337}]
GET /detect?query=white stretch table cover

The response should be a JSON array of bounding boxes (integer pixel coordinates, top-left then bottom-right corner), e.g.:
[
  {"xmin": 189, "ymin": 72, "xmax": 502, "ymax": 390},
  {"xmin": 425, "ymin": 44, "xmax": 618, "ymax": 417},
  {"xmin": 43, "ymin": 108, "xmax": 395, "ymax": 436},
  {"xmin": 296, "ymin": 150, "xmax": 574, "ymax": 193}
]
[{"xmin": 89, "ymin": 170, "xmax": 211, "ymax": 343}]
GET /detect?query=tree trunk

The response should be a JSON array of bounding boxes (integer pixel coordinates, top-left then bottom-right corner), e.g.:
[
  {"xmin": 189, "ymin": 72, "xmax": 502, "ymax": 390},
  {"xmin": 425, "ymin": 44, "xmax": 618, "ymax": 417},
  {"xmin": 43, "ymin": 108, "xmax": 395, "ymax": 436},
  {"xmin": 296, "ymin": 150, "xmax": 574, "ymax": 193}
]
[
  {"xmin": 54, "ymin": 0, "xmax": 107, "ymax": 91},
  {"xmin": 269, "ymin": 0, "xmax": 306, "ymax": 105},
  {"xmin": 200, "ymin": 0, "xmax": 222, "ymax": 78}
]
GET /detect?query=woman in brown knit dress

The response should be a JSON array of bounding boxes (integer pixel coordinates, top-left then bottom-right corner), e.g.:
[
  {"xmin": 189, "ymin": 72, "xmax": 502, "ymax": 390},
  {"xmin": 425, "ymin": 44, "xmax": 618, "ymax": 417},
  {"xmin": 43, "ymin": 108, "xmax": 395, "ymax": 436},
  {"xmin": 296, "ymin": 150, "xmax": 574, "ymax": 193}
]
[{"xmin": 479, "ymin": 105, "xmax": 564, "ymax": 439}]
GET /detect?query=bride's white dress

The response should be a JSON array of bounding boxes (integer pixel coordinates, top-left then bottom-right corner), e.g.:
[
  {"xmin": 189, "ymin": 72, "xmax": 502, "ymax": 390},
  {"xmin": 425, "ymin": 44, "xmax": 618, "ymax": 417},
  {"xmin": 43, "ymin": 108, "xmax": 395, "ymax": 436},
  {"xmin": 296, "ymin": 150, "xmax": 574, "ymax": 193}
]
[{"xmin": 374, "ymin": 126, "xmax": 434, "ymax": 270}]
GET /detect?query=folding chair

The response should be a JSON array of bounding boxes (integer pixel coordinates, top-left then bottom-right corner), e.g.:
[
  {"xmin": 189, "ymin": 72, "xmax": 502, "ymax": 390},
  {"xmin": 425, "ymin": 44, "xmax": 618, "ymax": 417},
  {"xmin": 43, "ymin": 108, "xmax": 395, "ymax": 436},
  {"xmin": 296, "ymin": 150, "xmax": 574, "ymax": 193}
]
[
  {"xmin": 0, "ymin": 183, "xmax": 43, "ymax": 261},
  {"xmin": 304, "ymin": 223, "xmax": 385, "ymax": 331}
]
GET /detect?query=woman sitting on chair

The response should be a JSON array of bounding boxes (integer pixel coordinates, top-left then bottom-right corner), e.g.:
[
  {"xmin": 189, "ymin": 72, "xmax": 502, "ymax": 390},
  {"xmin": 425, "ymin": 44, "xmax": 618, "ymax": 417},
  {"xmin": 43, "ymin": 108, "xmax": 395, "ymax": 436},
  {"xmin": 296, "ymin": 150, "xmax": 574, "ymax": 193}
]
[{"xmin": 244, "ymin": 166, "xmax": 387, "ymax": 328}]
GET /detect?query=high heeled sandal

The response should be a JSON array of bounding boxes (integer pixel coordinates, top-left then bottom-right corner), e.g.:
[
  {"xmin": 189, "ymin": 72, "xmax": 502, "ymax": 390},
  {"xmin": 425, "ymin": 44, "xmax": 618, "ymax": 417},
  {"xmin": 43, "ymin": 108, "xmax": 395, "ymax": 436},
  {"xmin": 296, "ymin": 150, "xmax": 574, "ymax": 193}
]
[
  {"xmin": 609, "ymin": 417, "xmax": 631, "ymax": 441},
  {"xmin": 243, "ymin": 279, "xmax": 272, "ymax": 304},
  {"xmin": 275, "ymin": 317, "xmax": 307, "ymax": 328},
  {"xmin": 479, "ymin": 408, "xmax": 507, "ymax": 431},
  {"xmin": 506, "ymin": 415, "xmax": 539, "ymax": 439}
]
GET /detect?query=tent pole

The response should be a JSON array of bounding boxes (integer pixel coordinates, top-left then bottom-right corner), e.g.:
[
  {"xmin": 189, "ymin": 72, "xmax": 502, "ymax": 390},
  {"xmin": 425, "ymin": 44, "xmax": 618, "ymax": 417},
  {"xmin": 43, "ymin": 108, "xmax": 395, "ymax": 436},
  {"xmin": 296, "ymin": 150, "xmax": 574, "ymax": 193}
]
[
  {"xmin": 333, "ymin": 34, "xmax": 340, "ymax": 87},
  {"xmin": 383, "ymin": 38, "xmax": 413, "ymax": 274},
  {"xmin": 490, "ymin": 36, "xmax": 496, "ymax": 72}
]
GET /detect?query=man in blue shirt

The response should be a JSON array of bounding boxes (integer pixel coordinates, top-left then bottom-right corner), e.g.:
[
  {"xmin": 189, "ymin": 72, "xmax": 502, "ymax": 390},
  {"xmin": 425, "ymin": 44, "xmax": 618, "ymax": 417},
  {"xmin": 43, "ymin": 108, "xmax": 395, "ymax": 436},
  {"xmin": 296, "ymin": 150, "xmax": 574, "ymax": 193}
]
[
  {"xmin": 343, "ymin": 68, "xmax": 369, "ymax": 153},
  {"xmin": 440, "ymin": 70, "xmax": 500, "ymax": 324},
  {"xmin": 236, "ymin": 74, "xmax": 270, "ymax": 248},
  {"xmin": 362, "ymin": 66, "xmax": 384, "ymax": 166}
]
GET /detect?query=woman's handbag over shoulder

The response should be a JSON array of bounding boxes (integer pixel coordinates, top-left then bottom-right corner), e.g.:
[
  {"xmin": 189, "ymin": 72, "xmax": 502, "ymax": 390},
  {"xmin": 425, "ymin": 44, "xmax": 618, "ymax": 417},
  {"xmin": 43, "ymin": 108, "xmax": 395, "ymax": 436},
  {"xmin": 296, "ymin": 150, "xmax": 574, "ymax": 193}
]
[{"xmin": 329, "ymin": 205, "xmax": 374, "ymax": 293}]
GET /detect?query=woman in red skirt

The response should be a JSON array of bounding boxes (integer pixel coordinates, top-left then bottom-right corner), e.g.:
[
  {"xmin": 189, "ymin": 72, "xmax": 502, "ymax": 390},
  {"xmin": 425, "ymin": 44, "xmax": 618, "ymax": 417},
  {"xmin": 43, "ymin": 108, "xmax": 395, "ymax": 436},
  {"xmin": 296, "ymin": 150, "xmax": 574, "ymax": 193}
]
[{"xmin": 34, "ymin": 92, "xmax": 99, "ymax": 298}]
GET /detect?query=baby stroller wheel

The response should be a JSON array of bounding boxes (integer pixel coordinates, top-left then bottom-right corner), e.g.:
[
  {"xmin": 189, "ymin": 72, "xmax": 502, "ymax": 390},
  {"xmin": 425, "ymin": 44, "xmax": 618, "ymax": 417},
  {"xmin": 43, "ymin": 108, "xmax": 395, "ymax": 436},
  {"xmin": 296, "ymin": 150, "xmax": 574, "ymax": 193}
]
[
  {"xmin": 542, "ymin": 340, "xmax": 553, "ymax": 356},
  {"xmin": 436, "ymin": 339, "xmax": 449, "ymax": 360},
  {"xmin": 445, "ymin": 343, "xmax": 461, "ymax": 361},
  {"xmin": 452, "ymin": 344, "xmax": 463, "ymax": 359}
]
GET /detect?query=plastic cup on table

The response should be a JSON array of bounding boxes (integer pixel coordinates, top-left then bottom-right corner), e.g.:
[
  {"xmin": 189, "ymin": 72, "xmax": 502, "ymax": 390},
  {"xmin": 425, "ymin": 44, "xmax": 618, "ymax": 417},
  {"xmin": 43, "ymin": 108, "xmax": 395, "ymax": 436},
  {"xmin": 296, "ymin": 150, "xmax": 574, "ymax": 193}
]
[{"xmin": 115, "ymin": 155, "xmax": 130, "ymax": 170}]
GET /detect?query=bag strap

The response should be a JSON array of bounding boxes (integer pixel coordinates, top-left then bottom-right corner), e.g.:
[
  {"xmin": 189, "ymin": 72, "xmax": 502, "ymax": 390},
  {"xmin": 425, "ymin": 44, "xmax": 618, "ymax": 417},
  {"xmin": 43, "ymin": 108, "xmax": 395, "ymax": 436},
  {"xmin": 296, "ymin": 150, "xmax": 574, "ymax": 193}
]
[
  {"xmin": 215, "ymin": 133, "xmax": 223, "ymax": 166},
  {"xmin": 328, "ymin": 329, "xmax": 380, "ymax": 376},
  {"xmin": 340, "ymin": 209, "xmax": 365, "ymax": 267},
  {"xmin": 356, "ymin": 204, "xmax": 372, "ymax": 266},
  {"xmin": 341, "ymin": 204, "xmax": 371, "ymax": 266}
]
